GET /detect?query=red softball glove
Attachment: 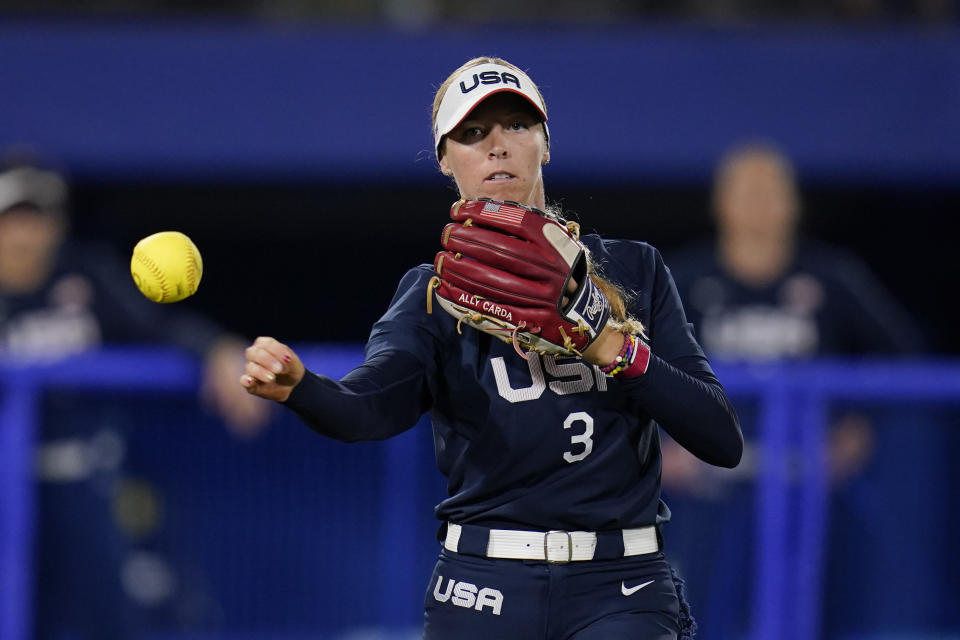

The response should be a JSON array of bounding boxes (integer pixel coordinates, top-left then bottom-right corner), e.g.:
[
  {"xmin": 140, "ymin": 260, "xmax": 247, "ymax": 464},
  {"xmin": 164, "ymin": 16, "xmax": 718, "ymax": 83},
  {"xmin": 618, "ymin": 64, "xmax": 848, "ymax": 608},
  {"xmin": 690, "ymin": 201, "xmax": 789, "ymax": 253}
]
[{"xmin": 428, "ymin": 198, "xmax": 612, "ymax": 357}]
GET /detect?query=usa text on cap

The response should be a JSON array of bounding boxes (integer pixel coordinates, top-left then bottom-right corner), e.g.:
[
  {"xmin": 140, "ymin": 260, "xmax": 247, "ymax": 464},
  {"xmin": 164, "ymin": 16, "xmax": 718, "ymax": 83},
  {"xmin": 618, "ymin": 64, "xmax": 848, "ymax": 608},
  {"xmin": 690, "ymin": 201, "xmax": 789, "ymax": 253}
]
[{"xmin": 434, "ymin": 62, "xmax": 549, "ymax": 157}]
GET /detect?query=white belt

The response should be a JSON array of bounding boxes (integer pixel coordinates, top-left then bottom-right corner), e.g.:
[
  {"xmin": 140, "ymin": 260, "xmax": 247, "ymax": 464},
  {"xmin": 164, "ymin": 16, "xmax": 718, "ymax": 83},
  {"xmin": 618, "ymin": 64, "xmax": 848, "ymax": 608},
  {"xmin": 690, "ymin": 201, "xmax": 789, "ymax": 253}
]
[{"xmin": 444, "ymin": 523, "xmax": 659, "ymax": 563}]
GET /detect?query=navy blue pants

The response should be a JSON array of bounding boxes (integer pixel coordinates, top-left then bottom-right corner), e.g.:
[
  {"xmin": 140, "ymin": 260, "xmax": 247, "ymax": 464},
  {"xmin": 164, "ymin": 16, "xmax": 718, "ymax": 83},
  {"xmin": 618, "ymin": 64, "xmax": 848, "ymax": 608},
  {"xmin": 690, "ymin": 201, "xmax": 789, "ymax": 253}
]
[{"xmin": 423, "ymin": 548, "xmax": 689, "ymax": 639}]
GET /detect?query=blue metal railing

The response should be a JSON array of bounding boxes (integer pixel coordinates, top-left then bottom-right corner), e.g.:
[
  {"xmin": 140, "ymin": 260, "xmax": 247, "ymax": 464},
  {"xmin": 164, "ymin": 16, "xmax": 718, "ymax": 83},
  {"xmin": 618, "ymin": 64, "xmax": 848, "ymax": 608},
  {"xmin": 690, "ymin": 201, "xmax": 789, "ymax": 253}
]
[
  {"xmin": 0, "ymin": 348, "xmax": 201, "ymax": 640},
  {"xmin": 717, "ymin": 359, "xmax": 960, "ymax": 640},
  {"xmin": 3, "ymin": 349, "xmax": 959, "ymax": 640}
]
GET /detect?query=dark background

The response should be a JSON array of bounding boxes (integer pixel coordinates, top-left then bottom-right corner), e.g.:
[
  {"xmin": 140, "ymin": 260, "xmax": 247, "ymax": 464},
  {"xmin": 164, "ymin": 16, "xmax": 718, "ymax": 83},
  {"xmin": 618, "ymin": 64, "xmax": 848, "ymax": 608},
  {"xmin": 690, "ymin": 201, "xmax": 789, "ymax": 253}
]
[{"xmin": 69, "ymin": 179, "xmax": 959, "ymax": 352}]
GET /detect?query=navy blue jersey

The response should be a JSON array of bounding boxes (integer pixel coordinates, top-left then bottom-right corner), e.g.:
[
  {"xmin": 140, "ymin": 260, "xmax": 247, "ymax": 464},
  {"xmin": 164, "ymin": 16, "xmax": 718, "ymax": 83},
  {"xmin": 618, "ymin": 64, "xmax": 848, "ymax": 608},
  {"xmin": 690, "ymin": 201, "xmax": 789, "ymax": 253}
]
[
  {"xmin": 667, "ymin": 238, "xmax": 924, "ymax": 359},
  {"xmin": 285, "ymin": 236, "xmax": 741, "ymax": 532}
]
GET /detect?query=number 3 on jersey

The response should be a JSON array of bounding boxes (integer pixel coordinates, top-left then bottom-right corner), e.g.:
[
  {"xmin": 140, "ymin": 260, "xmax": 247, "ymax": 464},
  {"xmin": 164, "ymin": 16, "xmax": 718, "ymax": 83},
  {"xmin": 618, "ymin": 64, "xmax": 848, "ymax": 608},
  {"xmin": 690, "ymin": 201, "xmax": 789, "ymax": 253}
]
[
  {"xmin": 563, "ymin": 412, "xmax": 594, "ymax": 463},
  {"xmin": 489, "ymin": 355, "xmax": 601, "ymax": 464}
]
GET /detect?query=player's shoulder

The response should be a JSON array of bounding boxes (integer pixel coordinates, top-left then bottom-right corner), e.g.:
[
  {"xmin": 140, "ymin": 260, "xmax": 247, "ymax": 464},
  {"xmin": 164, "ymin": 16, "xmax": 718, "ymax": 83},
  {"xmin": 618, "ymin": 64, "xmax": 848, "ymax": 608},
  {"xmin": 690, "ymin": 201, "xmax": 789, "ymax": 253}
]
[
  {"xmin": 401, "ymin": 263, "xmax": 439, "ymax": 286},
  {"xmin": 363, "ymin": 263, "xmax": 449, "ymax": 364},
  {"xmin": 582, "ymin": 234, "xmax": 660, "ymax": 263},
  {"xmin": 377, "ymin": 263, "xmax": 461, "ymax": 335},
  {"xmin": 382, "ymin": 263, "xmax": 437, "ymax": 311},
  {"xmin": 580, "ymin": 234, "xmax": 666, "ymax": 282}
]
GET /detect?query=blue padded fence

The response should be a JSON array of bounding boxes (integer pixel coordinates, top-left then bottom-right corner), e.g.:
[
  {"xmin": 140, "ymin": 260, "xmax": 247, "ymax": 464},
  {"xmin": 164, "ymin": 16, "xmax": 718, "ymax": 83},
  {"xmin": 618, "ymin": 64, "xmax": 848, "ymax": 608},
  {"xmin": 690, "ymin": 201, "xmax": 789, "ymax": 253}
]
[{"xmin": 2, "ymin": 348, "xmax": 960, "ymax": 640}]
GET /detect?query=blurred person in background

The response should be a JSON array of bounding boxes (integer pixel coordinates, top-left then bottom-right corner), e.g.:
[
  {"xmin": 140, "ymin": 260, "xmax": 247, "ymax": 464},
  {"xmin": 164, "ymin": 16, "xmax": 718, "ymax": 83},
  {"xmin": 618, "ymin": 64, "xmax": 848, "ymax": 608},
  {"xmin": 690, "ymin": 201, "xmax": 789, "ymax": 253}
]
[
  {"xmin": 0, "ymin": 160, "xmax": 270, "ymax": 426},
  {"xmin": 664, "ymin": 141, "xmax": 925, "ymax": 638},
  {"xmin": 670, "ymin": 142, "xmax": 921, "ymax": 362},
  {"xmin": 0, "ymin": 159, "xmax": 270, "ymax": 639}
]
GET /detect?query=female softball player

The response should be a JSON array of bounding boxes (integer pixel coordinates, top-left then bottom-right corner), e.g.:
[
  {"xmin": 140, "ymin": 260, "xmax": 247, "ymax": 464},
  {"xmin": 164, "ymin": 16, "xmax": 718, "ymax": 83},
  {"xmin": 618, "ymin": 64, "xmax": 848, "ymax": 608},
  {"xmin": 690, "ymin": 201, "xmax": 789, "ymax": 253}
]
[{"xmin": 242, "ymin": 57, "xmax": 742, "ymax": 639}]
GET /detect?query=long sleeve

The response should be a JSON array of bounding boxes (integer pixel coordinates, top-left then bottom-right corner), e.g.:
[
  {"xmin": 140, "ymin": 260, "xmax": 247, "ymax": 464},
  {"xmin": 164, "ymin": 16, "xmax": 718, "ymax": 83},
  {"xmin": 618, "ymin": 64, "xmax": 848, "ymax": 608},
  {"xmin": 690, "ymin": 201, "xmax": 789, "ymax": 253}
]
[
  {"xmin": 612, "ymin": 241, "xmax": 743, "ymax": 468},
  {"xmin": 621, "ymin": 355, "xmax": 742, "ymax": 467},
  {"xmin": 282, "ymin": 349, "xmax": 432, "ymax": 442},
  {"xmin": 282, "ymin": 266, "xmax": 443, "ymax": 443}
]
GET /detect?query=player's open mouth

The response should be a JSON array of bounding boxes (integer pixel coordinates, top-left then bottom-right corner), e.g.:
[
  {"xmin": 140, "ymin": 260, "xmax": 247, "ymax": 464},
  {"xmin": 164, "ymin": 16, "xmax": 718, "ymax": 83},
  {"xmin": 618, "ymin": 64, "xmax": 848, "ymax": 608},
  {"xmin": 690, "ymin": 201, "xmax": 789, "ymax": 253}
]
[{"xmin": 485, "ymin": 172, "xmax": 515, "ymax": 182}]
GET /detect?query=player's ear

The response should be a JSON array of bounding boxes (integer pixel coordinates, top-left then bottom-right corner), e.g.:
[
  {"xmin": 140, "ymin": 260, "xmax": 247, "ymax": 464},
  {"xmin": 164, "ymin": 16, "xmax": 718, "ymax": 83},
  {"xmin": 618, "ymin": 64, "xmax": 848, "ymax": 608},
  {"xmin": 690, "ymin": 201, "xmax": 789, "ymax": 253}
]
[{"xmin": 439, "ymin": 155, "xmax": 453, "ymax": 177}]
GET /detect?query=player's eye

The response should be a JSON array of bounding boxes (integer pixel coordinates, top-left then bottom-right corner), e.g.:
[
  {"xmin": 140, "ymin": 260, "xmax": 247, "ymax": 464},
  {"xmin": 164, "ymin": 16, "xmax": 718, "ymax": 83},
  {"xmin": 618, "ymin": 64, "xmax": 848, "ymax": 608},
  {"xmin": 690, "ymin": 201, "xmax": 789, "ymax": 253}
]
[
  {"xmin": 508, "ymin": 119, "xmax": 530, "ymax": 131},
  {"xmin": 454, "ymin": 125, "xmax": 486, "ymax": 143}
]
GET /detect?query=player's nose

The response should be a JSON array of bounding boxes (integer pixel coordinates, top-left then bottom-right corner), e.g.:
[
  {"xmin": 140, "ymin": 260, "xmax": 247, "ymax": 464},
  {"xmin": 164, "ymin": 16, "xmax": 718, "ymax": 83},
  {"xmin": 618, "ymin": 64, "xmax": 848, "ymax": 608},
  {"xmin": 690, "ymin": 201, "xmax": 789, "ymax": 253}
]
[
  {"xmin": 487, "ymin": 126, "xmax": 509, "ymax": 159},
  {"xmin": 488, "ymin": 146, "xmax": 509, "ymax": 160}
]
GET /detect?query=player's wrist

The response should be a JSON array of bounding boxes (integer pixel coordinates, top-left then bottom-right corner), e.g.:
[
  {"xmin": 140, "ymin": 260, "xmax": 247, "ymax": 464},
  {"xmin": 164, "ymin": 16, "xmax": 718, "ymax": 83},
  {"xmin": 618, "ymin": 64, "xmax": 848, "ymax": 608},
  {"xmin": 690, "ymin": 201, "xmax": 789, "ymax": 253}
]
[
  {"xmin": 595, "ymin": 331, "xmax": 651, "ymax": 378},
  {"xmin": 278, "ymin": 368, "xmax": 309, "ymax": 405},
  {"xmin": 582, "ymin": 325, "xmax": 624, "ymax": 365}
]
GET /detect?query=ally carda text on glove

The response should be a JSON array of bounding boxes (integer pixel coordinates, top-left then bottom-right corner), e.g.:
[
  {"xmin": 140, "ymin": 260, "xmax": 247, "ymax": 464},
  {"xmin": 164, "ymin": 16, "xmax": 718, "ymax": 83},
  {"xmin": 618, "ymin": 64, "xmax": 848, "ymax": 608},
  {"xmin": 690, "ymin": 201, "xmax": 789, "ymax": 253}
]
[{"xmin": 458, "ymin": 293, "xmax": 514, "ymax": 322}]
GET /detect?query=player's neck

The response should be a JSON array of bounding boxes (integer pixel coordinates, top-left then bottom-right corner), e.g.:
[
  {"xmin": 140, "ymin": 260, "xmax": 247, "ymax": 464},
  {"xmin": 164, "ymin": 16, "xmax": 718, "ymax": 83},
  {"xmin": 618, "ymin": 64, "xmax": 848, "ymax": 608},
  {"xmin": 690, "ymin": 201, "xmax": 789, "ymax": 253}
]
[
  {"xmin": 0, "ymin": 254, "xmax": 54, "ymax": 294},
  {"xmin": 717, "ymin": 232, "xmax": 795, "ymax": 288}
]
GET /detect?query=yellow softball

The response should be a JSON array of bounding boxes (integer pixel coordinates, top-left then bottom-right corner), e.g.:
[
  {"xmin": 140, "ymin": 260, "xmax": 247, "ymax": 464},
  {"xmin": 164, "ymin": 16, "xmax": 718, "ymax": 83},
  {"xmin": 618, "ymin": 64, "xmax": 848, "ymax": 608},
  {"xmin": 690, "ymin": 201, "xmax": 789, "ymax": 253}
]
[{"xmin": 130, "ymin": 231, "xmax": 203, "ymax": 303}]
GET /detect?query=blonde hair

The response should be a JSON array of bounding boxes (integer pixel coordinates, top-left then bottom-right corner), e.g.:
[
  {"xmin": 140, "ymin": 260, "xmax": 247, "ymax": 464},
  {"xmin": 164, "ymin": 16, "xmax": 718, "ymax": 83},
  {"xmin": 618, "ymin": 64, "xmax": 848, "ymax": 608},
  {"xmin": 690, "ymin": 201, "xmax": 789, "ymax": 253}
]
[
  {"xmin": 433, "ymin": 58, "xmax": 645, "ymax": 339},
  {"xmin": 432, "ymin": 56, "xmax": 548, "ymax": 160},
  {"xmin": 594, "ymin": 274, "xmax": 646, "ymax": 337},
  {"xmin": 546, "ymin": 206, "xmax": 646, "ymax": 338}
]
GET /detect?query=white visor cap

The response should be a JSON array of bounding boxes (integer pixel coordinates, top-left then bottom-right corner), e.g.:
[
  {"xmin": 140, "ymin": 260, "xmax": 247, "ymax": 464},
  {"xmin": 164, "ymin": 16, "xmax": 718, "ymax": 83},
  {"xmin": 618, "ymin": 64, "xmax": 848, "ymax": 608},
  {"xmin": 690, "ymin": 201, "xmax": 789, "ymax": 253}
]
[
  {"xmin": 0, "ymin": 167, "xmax": 67, "ymax": 215},
  {"xmin": 434, "ymin": 62, "xmax": 549, "ymax": 157}
]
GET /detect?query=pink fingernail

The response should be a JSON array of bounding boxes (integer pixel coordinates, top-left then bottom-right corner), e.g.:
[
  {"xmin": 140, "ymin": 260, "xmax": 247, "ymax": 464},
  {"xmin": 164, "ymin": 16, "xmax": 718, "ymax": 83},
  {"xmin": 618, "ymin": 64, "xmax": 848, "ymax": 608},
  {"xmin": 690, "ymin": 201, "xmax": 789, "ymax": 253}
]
[{"xmin": 283, "ymin": 355, "xmax": 291, "ymax": 363}]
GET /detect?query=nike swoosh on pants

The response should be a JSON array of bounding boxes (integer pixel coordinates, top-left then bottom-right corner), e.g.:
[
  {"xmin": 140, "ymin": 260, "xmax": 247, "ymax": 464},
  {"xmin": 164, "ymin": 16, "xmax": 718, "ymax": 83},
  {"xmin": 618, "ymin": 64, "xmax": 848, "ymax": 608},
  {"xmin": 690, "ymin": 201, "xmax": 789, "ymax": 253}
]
[{"xmin": 621, "ymin": 579, "xmax": 655, "ymax": 596}]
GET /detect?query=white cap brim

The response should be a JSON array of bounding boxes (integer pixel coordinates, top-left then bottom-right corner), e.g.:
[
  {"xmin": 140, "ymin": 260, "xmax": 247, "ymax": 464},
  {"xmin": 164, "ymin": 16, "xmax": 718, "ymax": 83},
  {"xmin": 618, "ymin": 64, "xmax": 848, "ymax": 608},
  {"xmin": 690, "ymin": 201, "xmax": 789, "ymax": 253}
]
[
  {"xmin": 0, "ymin": 167, "xmax": 67, "ymax": 215},
  {"xmin": 434, "ymin": 62, "xmax": 548, "ymax": 157}
]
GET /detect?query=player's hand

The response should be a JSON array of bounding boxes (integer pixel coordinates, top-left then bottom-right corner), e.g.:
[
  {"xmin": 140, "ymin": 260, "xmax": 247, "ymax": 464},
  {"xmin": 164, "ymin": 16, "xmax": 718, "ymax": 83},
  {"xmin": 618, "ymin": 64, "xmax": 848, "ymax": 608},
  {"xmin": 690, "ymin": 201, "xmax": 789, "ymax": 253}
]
[
  {"xmin": 202, "ymin": 336, "xmax": 273, "ymax": 439},
  {"xmin": 241, "ymin": 336, "xmax": 305, "ymax": 403}
]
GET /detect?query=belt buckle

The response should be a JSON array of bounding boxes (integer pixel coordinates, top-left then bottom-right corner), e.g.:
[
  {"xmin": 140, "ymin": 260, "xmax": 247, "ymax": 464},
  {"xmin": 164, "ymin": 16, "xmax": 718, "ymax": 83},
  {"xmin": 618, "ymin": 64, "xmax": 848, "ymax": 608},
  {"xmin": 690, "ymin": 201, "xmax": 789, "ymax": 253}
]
[{"xmin": 544, "ymin": 530, "xmax": 573, "ymax": 563}]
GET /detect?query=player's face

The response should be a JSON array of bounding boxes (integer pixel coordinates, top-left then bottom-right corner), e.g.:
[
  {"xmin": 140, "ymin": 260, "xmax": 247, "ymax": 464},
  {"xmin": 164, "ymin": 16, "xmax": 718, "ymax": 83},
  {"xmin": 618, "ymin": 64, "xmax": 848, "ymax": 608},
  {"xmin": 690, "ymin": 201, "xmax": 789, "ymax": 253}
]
[
  {"xmin": 715, "ymin": 153, "xmax": 798, "ymax": 239},
  {"xmin": 439, "ymin": 93, "xmax": 550, "ymax": 209},
  {"xmin": 0, "ymin": 207, "xmax": 64, "ymax": 290}
]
